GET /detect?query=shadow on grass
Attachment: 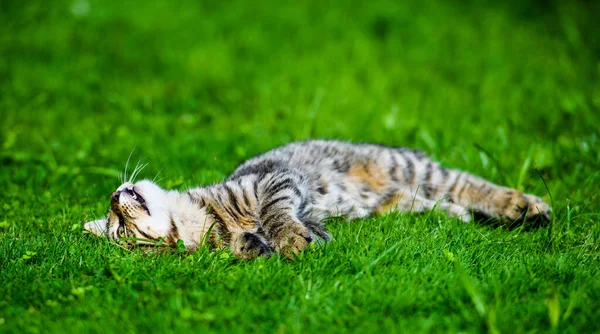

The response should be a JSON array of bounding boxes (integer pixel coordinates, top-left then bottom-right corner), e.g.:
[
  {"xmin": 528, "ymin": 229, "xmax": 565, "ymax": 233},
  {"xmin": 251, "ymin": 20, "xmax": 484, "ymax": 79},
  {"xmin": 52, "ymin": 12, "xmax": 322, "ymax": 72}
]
[{"xmin": 472, "ymin": 211, "xmax": 551, "ymax": 231}]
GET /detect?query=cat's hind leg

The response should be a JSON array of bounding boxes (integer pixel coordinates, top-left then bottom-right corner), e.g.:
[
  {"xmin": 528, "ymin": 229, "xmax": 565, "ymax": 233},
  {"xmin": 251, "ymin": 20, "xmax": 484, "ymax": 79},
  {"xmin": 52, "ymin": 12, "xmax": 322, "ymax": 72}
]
[
  {"xmin": 375, "ymin": 190, "xmax": 472, "ymax": 222},
  {"xmin": 389, "ymin": 149, "xmax": 550, "ymax": 223},
  {"xmin": 441, "ymin": 172, "xmax": 551, "ymax": 223},
  {"xmin": 426, "ymin": 170, "xmax": 551, "ymax": 224}
]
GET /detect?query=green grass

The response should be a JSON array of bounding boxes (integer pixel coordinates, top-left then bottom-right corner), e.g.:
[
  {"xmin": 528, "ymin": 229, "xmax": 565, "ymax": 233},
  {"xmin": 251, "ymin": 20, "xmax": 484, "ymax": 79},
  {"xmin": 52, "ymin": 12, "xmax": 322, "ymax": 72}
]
[{"xmin": 1, "ymin": 0, "xmax": 599, "ymax": 332}]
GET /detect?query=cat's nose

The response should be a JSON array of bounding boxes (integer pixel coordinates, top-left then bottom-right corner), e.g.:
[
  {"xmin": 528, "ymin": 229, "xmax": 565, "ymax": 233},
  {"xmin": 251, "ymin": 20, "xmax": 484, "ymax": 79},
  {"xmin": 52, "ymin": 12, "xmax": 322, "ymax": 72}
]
[{"xmin": 111, "ymin": 191, "xmax": 121, "ymax": 202}]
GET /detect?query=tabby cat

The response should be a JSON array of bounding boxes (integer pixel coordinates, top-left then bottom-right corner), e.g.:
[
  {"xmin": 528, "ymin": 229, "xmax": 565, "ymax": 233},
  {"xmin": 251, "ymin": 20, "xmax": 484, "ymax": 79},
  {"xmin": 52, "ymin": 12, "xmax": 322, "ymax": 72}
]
[{"xmin": 84, "ymin": 140, "xmax": 551, "ymax": 259}]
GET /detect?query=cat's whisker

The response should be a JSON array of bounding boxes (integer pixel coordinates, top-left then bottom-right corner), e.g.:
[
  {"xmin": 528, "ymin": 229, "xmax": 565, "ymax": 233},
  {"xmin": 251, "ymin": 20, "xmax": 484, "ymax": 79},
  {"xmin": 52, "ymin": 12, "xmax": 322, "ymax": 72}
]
[
  {"xmin": 152, "ymin": 167, "xmax": 165, "ymax": 183},
  {"xmin": 129, "ymin": 160, "xmax": 141, "ymax": 183},
  {"xmin": 137, "ymin": 163, "xmax": 149, "ymax": 182},
  {"xmin": 154, "ymin": 175, "xmax": 167, "ymax": 184},
  {"xmin": 123, "ymin": 147, "xmax": 136, "ymax": 184},
  {"xmin": 130, "ymin": 161, "xmax": 148, "ymax": 183},
  {"xmin": 139, "ymin": 163, "xmax": 149, "ymax": 181}
]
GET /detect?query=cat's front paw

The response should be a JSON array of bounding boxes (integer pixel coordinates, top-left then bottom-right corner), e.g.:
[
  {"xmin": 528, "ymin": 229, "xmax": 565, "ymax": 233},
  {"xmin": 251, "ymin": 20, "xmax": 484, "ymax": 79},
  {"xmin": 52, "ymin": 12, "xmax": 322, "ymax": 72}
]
[
  {"xmin": 271, "ymin": 223, "xmax": 313, "ymax": 259},
  {"xmin": 503, "ymin": 192, "xmax": 551, "ymax": 223},
  {"xmin": 232, "ymin": 232, "xmax": 271, "ymax": 260}
]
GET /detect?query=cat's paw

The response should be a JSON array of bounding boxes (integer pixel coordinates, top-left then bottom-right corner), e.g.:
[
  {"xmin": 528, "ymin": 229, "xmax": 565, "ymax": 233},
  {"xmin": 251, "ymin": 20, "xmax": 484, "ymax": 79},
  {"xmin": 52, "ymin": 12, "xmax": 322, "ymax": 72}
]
[
  {"xmin": 445, "ymin": 203, "xmax": 472, "ymax": 223},
  {"xmin": 232, "ymin": 232, "xmax": 271, "ymax": 260},
  {"xmin": 271, "ymin": 223, "xmax": 313, "ymax": 259},
  {"xmin": 502, "ymin": 192, "xmax": 551, "ymax": 223}
]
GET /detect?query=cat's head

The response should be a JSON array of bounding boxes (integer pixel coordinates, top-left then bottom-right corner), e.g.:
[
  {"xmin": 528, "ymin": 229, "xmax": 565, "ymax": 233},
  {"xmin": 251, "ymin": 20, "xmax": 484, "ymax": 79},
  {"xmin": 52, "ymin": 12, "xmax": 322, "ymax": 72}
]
[{"xmin": 84, "ymin": 180, "xmax": 173, "ymax": 245}]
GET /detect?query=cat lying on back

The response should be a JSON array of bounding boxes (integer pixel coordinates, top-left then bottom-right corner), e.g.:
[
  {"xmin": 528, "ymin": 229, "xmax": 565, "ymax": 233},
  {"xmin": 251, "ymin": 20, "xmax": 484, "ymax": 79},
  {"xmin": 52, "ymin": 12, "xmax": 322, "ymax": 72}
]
[{"xmin": 84, "ymin": 140, "xmax": 551, "ymax": 259}]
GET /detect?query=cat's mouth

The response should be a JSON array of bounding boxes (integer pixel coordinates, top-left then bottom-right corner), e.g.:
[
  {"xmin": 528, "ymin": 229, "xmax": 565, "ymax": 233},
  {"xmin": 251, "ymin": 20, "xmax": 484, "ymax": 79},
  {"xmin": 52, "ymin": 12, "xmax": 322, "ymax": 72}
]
[{"xmin": 117, "ymin": 213, "xmax": 128, "ymax": 239}]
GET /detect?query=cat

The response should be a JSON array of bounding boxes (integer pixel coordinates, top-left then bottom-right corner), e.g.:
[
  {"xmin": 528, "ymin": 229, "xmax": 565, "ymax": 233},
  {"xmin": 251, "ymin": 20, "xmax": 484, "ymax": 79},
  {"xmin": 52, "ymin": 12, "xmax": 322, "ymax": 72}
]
[{"xmin": 84, "ymin": 140, "xmax": 551, "ymax": 259}]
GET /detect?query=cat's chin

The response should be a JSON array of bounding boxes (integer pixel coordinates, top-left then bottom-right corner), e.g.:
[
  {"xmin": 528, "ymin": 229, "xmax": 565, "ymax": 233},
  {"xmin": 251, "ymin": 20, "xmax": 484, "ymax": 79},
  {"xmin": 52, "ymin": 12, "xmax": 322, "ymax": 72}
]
[
  {"xmin": 135, "ymin": 210, "xmax": 172, "ymax": 239},
  {"xmin": 130, "ymin": 179, "xmax": 168, "ymax": 216}
]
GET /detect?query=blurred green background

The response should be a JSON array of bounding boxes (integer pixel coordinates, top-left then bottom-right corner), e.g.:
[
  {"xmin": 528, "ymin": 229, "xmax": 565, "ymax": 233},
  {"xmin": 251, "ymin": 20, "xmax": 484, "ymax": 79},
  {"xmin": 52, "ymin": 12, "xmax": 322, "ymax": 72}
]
[
  {"xmin": 1, "ymin": 0, "xmax": 599, "ymax": 182},
  {"xmin": 1, "ymin": 0, "xmax": 599, "ymax": 332}
]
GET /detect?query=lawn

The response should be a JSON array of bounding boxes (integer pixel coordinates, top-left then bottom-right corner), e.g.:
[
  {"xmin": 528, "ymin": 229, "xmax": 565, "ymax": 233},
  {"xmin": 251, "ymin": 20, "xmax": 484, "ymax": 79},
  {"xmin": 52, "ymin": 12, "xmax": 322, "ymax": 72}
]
[{"xmin": 1, "ymin": 0, "xmax": 599, "ymax": 332}]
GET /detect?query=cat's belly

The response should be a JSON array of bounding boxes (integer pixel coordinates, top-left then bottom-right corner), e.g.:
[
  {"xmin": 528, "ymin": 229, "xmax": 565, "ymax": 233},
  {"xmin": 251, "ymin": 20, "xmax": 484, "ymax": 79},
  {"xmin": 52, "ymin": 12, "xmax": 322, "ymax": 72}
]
[
  {"xmin": 312, "ymin": 195, "xmax": 371, "ymax": 220},
  {"xmin": 310, "ymin": 180, "xmax": 382, "ymax": 220}
]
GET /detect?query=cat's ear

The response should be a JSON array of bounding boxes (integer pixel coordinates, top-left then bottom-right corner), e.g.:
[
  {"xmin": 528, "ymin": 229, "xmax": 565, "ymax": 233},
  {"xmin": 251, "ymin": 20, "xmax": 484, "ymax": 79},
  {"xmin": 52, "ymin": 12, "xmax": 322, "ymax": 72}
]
[{"xmin": 83, "ymin": 218, "xmax": 107, "ymax": 237}]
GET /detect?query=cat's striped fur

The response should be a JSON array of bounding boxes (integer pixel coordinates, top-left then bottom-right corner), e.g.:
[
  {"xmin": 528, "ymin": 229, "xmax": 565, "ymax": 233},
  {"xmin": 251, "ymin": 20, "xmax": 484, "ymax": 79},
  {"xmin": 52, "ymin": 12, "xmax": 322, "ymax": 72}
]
[{"xmin": 84, "ymin": 140, "xmax": 551, "ymax": 259}]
